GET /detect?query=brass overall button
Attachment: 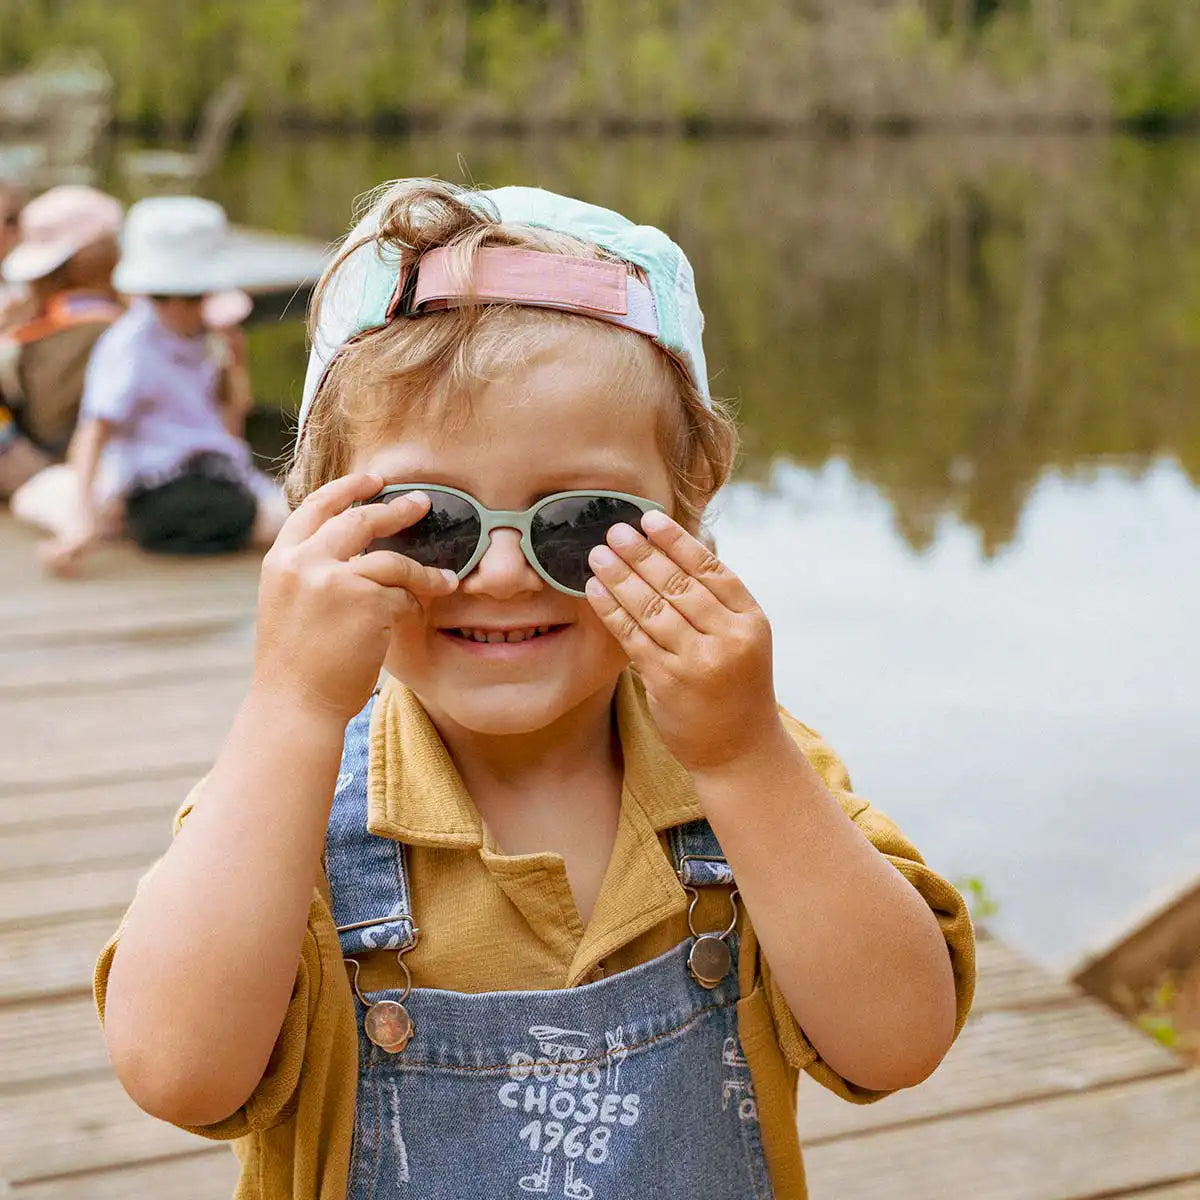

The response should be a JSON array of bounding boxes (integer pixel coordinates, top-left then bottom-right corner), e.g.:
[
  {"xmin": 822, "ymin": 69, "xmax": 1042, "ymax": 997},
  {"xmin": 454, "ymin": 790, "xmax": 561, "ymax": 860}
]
[
  {"xmin": 688, "ymin": 934, "xmax": 732, "ymax": 989},
  {"xmin": 364, "ymin": 999, "xmax": 415, "ymax": 1053}
]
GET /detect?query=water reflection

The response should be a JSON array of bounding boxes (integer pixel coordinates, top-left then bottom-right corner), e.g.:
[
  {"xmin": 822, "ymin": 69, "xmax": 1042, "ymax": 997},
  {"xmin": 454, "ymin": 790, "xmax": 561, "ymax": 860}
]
[
  {"xmin": 206, "ymin": 132, "xmax": 1200, "ymax": 557},
  {"xmin": 714, "ymin": 461, "xmax": 1200, "ymax": 969}
]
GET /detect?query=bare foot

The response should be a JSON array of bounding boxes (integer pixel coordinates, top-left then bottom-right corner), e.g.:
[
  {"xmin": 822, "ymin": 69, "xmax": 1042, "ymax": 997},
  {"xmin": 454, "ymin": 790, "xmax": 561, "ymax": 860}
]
[{"xmin": 37, "ymin": 536, "xmax": 90, "ymax": 578}]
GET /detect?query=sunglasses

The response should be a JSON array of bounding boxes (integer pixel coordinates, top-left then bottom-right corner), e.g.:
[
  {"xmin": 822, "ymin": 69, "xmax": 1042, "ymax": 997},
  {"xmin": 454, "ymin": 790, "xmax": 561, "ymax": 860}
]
[{"xmin": 361, "ymin": 484, "xmax": 665, "ymax": 596}]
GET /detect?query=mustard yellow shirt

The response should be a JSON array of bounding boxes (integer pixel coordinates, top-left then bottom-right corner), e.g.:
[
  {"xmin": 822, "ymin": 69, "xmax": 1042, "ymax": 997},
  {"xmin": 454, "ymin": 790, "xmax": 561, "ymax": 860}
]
[{"xmin": 95, "ymin": 671, "xmax": 975, "ymax": 1199}]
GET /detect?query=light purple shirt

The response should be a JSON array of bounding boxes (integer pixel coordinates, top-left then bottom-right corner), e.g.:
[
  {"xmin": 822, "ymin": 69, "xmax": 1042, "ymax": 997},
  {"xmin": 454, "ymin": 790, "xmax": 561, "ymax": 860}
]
[{"xmin": 81, "ymin": 299, "xmax": 255, "ymax": 494}]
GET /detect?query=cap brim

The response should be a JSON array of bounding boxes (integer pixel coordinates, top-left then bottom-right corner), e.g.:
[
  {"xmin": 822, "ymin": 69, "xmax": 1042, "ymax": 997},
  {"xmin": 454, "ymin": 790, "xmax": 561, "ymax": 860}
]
[{"xmin": 1, "ymin": 239, "xmax": 77, "ymax": 284}]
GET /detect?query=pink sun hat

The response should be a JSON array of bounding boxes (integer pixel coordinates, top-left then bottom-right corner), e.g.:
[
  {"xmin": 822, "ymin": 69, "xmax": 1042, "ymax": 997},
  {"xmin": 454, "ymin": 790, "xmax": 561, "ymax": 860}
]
[{"xmin": 1, "ymin": 185, "xmax": 123, "ymax": 285}]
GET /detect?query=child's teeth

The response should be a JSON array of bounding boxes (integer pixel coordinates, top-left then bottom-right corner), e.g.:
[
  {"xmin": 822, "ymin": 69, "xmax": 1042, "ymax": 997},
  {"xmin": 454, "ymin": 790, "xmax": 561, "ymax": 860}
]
[{"xmin": 457, "ymin": 626, "xmax": 554, "ymax": 643}]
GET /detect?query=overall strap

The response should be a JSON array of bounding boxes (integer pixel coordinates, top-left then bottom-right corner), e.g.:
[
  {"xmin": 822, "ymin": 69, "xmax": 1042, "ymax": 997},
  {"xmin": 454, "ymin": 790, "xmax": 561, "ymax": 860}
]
[
  {"xmin": 667, "ymin": 818, "xmax": 735, "ymax": 887},
  {"xmin": 324, "ymin": 692, "xmax": 418, "ymax": 957}
]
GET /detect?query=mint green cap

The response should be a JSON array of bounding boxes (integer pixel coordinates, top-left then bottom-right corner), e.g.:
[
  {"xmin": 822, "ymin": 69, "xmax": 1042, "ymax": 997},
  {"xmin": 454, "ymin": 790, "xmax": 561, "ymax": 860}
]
[{"xmin": 299, "ymin": 184, "xmax": 710, "ymax": 440}]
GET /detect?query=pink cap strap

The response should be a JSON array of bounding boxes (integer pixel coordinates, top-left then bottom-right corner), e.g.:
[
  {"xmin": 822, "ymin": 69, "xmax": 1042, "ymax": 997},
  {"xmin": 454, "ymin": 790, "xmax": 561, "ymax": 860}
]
[{"xmin": 387, "ymin": 246, "xmax": 659, "ymax": 338}]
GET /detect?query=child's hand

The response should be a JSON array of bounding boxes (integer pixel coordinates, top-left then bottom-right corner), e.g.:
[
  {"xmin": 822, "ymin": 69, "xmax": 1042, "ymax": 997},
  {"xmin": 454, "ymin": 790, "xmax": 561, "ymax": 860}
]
[
  {"xmin": 585, "ymin": 512, "xmax": 784, "ymax": 775},
  {"xmin": 253, "ymin": 473, "xmax": 458, "ymax": 722}
]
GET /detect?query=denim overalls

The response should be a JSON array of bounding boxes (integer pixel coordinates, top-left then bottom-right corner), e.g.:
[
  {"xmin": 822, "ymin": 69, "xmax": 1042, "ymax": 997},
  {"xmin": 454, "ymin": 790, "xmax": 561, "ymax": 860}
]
[{"xmin": 326, "ymin": 697, "xmax": 775, "ymax": 1200}]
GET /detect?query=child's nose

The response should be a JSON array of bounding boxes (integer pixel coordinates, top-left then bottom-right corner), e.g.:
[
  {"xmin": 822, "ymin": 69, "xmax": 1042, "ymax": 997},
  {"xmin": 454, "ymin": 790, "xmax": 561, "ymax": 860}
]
[{"xmin": 461, "ymin": 528, "xmax": 542, "ymax": 598}]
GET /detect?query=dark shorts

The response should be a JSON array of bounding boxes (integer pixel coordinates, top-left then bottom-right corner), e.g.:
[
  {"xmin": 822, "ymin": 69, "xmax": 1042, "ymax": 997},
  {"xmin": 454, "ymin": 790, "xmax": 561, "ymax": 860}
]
[{"xmin": 125, "ymin": 451, "xmax": 257, "ymax": 555}]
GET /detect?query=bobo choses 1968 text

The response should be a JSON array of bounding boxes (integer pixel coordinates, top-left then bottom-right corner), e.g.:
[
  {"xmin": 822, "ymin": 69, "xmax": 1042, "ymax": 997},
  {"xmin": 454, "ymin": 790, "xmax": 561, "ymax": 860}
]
[
  {"xmin": 494, "ymin": 1021, "xmax": 760, "ymax": 1196},
  {"xmin": 497, "ymin": 1024, "xmax": 640, "ymax": 1197}
]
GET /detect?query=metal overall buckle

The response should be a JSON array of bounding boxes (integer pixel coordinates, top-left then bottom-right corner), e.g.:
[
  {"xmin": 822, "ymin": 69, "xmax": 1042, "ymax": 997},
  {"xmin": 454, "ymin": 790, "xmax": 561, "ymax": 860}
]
[
  {"xmin": 677, "ymin": 853, "xmax": 739, "ymax": 990},
  {"xmin": 341, "ymin": 921, "xmax": 420, "ymax": 1054}
]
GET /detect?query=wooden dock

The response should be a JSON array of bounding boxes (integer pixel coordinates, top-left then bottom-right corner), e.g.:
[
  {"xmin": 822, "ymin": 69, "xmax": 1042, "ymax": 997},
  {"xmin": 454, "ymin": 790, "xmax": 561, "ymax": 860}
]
[{"xmin": 1, "ymin": 512, "xmax": 1198, "ymax": 1198}]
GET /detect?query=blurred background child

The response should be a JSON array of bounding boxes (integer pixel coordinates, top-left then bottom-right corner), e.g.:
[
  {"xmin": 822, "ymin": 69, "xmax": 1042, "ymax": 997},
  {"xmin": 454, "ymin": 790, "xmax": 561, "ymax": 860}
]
[
  {"xmin": 23, "ymin": 196, "xmax": 287, "ymax": 574},
  {"xmin": 0, "ymin": 185, "xmax": 124, "ymax": 501}
]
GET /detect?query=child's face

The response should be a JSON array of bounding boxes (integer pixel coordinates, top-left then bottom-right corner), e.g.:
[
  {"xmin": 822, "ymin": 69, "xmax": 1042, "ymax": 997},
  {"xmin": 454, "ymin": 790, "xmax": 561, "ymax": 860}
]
[
  {"xmin": 152, "ymin": 295, "xmax": 206, "ymax": 338},
  {"xmin": 352, "ymin": 340, "xmax": 675, "ymax": 738}
]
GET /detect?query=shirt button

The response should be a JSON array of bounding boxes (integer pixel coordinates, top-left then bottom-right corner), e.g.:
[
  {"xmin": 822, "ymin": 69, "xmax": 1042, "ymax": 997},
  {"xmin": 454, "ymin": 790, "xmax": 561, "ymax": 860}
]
[{"xmin": 587, "ymin": 962, "xmax": 606, "ymax": 983}]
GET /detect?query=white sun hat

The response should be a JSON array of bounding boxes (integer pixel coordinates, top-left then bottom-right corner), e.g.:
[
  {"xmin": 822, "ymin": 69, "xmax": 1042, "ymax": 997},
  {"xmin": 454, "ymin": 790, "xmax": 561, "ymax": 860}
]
[
  {"xmin": 1, "ymin": 185, "xmax": 123, "ymax": 284},
  {"xmin": 113, "ymin": 196, "xmax": 244, "ymax": 297}
]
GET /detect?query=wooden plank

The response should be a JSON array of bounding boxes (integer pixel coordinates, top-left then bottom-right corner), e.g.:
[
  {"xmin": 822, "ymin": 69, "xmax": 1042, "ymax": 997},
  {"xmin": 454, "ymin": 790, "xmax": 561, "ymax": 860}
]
[
  {"xmin": 0, "ymin": 1076, "xmax": 213, "ymax": 1183},
  {"xmin": 11, "ymin": 1148, "xmax": 239, "ymax": 1199},
  {"xmin": 802, "ymin": 1072, "xmax": 1200, "ymax": 1200},
  {"xmin": 0, "ymin": 520, "xmax": 258, "ymax": 650},
  {"xmin": 0, "ymin": 812, "xmax": 169, "ymax": 875},
  {"xmin": 1074, "ymin": 879, "xmax": 1200, "ymax": 1007},
  {"xmin": 972, "ymin": 935, "xmax": 1077, "ymax": 1013},
  {"xmin": 0, "ymin": 552, "xmax": 257, "ymax": 622},
  {"xmin": 0, "ymin": 569, "xmax": 255, "ymax": 623},
  {"xmin": 0, "ymin": 773, "xmax": 193, "ymax": 831},
  {"xmin": 0, "ymin": 538, "xmax": 258, "ymax": 590},
  {"xmin": 0, "ymin": 996, "xmax": 109, "ymax": 1089},
  {"xmin": 0, "ymin": 635, "xmax": 250, "ymax": 696},
  {"xmin": 1116, "ymin": 1182, "xmax": 1200, "ymax": 1199},
  {"xmin": 0, "ymin": 863, "xmax": 143, "ymax": 926},
  {"xmin": 0, "ymin": 676, "xmax": 245, "ymax": 789},
  {"xmin": 796, "ymin": 997, "xmax": 1181, "ymax": 1142},
  {"xmin": 0, "ymin": 600, "xmax": 254, "ymax": 650},
  {"xmin": 0, "ymin": 516, "xmax": 257, "ymax": 595},
  {"xmin": 0, "ymin": 912, "xmax": 117, "ymax": 1003}
]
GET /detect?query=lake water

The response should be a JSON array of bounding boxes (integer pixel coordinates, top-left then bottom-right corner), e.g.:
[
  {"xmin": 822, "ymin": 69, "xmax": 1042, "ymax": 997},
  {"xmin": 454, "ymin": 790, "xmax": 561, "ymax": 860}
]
[{"xmin": 201, "ymin": 132, "xmax": 1199, "ymax": 971}]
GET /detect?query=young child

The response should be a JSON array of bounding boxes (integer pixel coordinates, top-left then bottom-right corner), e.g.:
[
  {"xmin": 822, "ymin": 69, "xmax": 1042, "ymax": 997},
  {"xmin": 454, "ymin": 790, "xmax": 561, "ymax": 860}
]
[
  {"xmin": 96, "ymin": 180, "xmax": 975, "ymax": 1200},
  {"xmin": 0, "ymin": 185, "xmax": 124, "ymax": 500},
  {"xmin": 34, "ymin": 196, "xmax": 286, "ymax": 574}
]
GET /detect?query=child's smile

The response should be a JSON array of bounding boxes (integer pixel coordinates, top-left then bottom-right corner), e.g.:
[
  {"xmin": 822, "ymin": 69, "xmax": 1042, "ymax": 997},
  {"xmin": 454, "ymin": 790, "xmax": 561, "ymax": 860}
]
[
  {"xmin": 440, "ymin": 622, "xmax": 569, "ymax": 648},
  {"xmin": 351, "ymin": 333, "xmax": 675, "ymax": 739},
  {"xmin": 443, "ymin": 624, "xmax": 563, "ymax": 644}
]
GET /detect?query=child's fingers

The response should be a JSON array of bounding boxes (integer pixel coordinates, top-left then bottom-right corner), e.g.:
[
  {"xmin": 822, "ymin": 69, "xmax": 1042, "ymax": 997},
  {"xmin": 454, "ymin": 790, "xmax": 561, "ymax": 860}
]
[
  {"xmin": 585, "ymin": 576, "xmax": 666, "ymax": 665},
  {"xmin": 276, "ymin": 472, "xmax": 384, "ymax": 549},
  {"xmin": 587, "ymin": 545, "xmax": 688, "ymax": 653},
  {"xmin": 640, "ymin": 511, "xmax": 757, "ymax": 613},
  {"xmin": 604, "ymin": 523, "xmax": 725, "ymax": 634},
  {"xmin": 353, "ymin": 550, "xmax": 459, "ymax": 597},
  {"xmin": 311, "ymin": 491, "xmax": 432, "ymax": 562}
]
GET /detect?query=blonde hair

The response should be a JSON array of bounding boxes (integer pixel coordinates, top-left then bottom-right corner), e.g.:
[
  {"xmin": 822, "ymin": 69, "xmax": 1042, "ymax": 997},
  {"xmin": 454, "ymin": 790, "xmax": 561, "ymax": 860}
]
[{"xmin": 288, "ymin": 180, "xmax": 737, "ymax": 531}]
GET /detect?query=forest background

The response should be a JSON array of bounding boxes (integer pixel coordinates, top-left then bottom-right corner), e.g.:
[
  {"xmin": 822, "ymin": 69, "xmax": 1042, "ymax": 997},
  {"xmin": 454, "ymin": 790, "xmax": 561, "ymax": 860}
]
[
  {"xmin": 3, "ymin": 0, "xmax": 1200, "ymax": 131},
  {"xmin": 4, "ymin": 0, "xmax": 1200, "ymax": 560}
]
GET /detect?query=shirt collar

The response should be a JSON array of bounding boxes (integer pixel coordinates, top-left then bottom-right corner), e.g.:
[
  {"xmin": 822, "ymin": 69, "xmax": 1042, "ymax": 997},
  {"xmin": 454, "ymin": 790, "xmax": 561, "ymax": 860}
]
[{"xmin": 367, "ymin": 670, "xmax": 703, "ymax": 846}]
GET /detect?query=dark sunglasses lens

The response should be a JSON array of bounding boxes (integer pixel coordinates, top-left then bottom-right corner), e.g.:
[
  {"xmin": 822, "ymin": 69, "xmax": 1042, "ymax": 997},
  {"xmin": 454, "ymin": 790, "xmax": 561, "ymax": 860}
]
[
  {"xmin": 367, "ymin": 491, "xmax": 480, "ymax": 573},
  {"xmin": 531, "ymin": 496, "xmax": 646, "ymax": 592}
]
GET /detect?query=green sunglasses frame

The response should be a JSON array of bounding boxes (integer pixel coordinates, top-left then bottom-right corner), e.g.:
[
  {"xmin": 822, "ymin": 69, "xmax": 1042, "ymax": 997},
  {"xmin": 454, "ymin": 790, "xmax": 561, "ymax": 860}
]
[{"xmin": 362, "ymin": 483, "xmax": 667, "ymax": 597}]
